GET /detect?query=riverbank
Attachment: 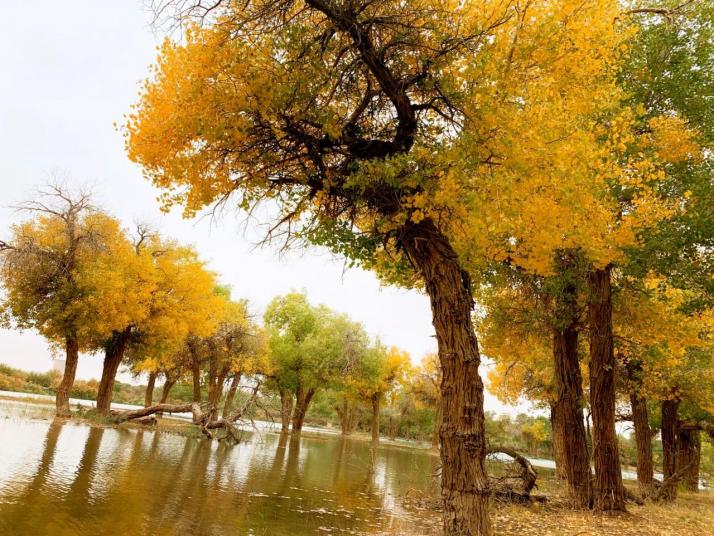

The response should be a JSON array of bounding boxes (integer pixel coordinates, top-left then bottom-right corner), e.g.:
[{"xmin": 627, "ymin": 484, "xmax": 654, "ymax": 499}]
[
  {"xmin": 0, "ymin": 391, "xmax": 697, "ymax": 484},
  {"xmin": 0, "ymin": 392, "xmax": 437, "ymax": 456}
]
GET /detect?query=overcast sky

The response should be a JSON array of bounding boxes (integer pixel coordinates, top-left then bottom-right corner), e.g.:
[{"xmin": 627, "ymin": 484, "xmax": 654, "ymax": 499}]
[{"xmin": 0, "ymin": 1, "xmax": 532, "ymax": 415}]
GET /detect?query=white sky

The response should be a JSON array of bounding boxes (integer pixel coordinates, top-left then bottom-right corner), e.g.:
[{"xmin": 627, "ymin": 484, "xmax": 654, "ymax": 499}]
[{"xmin": 0, "ymin": 1, "xmax": 531, "ymax": 415}]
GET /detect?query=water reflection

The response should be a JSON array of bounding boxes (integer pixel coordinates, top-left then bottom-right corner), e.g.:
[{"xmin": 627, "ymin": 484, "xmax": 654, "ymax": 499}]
[{"xmin": 0, "ymin": 411, "xmax": 439, "ymax": 535}]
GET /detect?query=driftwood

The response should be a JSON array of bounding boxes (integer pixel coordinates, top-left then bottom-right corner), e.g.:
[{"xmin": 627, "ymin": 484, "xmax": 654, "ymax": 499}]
[
  {"xmin": 486, "ymin": 446, "xmax": 547, "ymax": 504},
  {"xmin": 109, "ymin": 381, "xmax": 263, "ymax": 443},
  {"xmin": 650, "ymin": 460, "xmax": 695, "ymax": 502}
]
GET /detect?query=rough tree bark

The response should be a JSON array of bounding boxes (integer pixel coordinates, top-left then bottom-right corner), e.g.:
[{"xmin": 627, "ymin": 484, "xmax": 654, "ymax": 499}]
[
  {"xmin": 432, "ymin": 403, "xmax": 442, "ymax": 450},
  {"xmin": 630, "ymin": 391, "xmax": 654, "ymax": 497},
  {"xmin": 551, "ymin": 256, "xmax": 592, "ymax": 508},
  {"xmin": 222, "ymin": 373, "xmax": 241, "ymax": 418},
  {"xmin": 371, "ymin": 393, "xmax": 380, "ymax": 446},
  {"xmin": 56, "ymin": 335, "xmax": 80, "ymax": 417},
  {"xmin": 145, "ymin": 371, "xmax": 157, "ymax": 407},
  {"xmin": 552, "ymin": 328, "xmax": 592, "ymax": 507},
  {"xmin": 96, "ymin": 329, "xmax": 131, "ymax": 415},
  {"xmin": 677, "ymin": 428, "xmax": 700, "ymax": 492},
  {"xmin": 660, "ymin": 398, "xmax": 680, "ymax": 501},
  {"xmin": 549, "ymin": 403, "xmax": 567, "ymax": 481},
  {"xmin": 588, "ymin": 267, "xmax": 626, "ymax": 511},
  {"xmin": 292, "ymin": 386, "xmax": 315, "ymax": 432},
  {"xmin": 399, "ymin": 219, "xmax": 492, "ymax": 536}
]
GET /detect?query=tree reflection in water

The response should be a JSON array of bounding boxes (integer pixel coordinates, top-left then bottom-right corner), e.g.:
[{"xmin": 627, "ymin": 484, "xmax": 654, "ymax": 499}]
[{"xmin": 0, "ymin": 416, "xmax": 439, "ymax": 535}]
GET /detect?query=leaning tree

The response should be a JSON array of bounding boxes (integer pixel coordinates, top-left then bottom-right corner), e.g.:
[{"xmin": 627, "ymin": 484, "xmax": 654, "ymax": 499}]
[{"xmin": 127, "ymin": 1, "xmax": 639, "ymax": 532}]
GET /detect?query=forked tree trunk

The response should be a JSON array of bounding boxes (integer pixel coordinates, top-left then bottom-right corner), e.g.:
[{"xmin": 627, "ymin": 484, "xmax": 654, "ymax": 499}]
[
  {"xmin": 660, "ymin": 398, "xmax": 680, "ymax": 501},
  {"xmin": 207, "ymin": 368, "xmax": 227, "ymax": 421},
  {"xmin": 222, "ymin": 374, "xmax": 241, "ymax": 418},
  {"xmin": 588, "ymin": 267, "xmax": 625, "ymax": 512},
  {"xmin": 677, "ymin": 427, "xmax": 700, "ymax": 492},
  {"xmin": 400, "ymin": 220, "xmax": 492, "ymax": 536},
  {"xmin": 371, "ymin": 394, "xmax": 380, "ymax": 445},
  {"xmin": 96, "ymin": 330, "xmax": 131, "ymax": 415},
  {"xmin": 630, "ymin": 391, "xmax": 654, "ymax": 497},
  {"xmin": 292, "ymin": 386, "xmax": 315, "ymax": 432},
  {"xmin": 145, "ymin": 372, "xmax": 157, "ymax": 407},
  {"xmin": 549, "ymin": 403, "xmax": 567, "ymax": 481},
  {"xmin": 280, "ymin": 389, "xmax": 293, "ymax": 432},
  {"xmin": 160, "ymin": 378, "xmax": 175, "ymax": 403},
  {"xmin": 56, "ymin": 336, "xmax": 80, "ymax": 417}
]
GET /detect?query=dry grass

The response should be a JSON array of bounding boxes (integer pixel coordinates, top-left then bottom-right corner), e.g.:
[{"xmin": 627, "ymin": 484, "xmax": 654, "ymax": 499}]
[
  {"xmin": 493, "ymin": 493, "xmax": 714, "ymax": 535},
  {"xmin": 394, "ymin": 490, "xmax": 714, "ymax": 535}
]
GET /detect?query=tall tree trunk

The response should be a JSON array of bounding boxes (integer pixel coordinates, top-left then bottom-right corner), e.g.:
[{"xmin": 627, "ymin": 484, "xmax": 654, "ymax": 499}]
[
  {"xmin": 399, "ymin": 220, "xmax": 492, "ymax": 536},
  {"xmin": 292, "ymin": 386, "xmax": 315, "ymax": 432},
  {"xmin": 630, "ymin": 391, "xmax": 654, "ymax": 497},
  {"xmin": 160, "ymin": 377, "xmax": 175, "ymax": 403},
  {"xmin": 588, "ymin": 267, "xmax": 625, "ymax": 511},
  {"xmin": 280, "ymin": 389, "xmax": 293, "ymax": 432},
  {"xmin": 549, "ymin": 403, "xmax": 568, "ymax": 481},
  {"xmin": 677, "ymin": 428, "xmax": 700, "ymax": 492},
  {"xmin": 660, "ymin": 398, "xmax": 680, "ymax": 501},
  {"xmin": 388, "ymin": 415, "xmax": 397, "ymax": 440},
  {"xmin": 222, "ymin": 373, "xmax": 241, "ymax": 418},
  {"xmin": 145, "ymin": 371, "xmax": 157, "ymax": 407},
  {"xmin": 551, "ymin": 251, "xmax": 592, "ymax": 508},
  {"xmin": 96, "ymin": 330, "xmax": 130, "ymax": 415},
  {"xmin": 552, "ymin": 332, "xmax": 591, "ymax": 510},
  {"xmin": 191, "ymin": 352, "xmax": 202, "ymax": 402},
  {"xmin": 56, "ymin": 335, "xmax": 79, "ymax": 417},
  {"xmin": 371, "ymin": 394, "xmax": 380, "ymax": 446},
  {"xmin": 551, "ymin": 257, "xmax": 592, "ymax": 508},
  {"xmin": 337, "ymin": 399, "xmax": 354, "ymax": 435}
]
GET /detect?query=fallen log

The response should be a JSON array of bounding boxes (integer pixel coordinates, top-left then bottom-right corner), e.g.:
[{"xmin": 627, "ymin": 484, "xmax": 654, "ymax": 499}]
[
  {"xmin": 109, "ymin": 403, "xmax": 200, "ymax": 423},
  {"xmin": 109, "ymin": 381, "xmax": 263, "ymax": 443}
]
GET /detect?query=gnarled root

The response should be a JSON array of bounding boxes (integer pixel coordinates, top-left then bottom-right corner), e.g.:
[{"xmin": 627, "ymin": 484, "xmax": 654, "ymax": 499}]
[{"xmin": 487, "ymin": 446, "xmax": 547, "ymax": 504}]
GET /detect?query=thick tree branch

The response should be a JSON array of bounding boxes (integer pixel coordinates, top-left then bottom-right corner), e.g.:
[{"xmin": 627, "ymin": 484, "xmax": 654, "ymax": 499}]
[{"xmin": 304, "ymin": 0, "xmax": 417, "ymax": 153}]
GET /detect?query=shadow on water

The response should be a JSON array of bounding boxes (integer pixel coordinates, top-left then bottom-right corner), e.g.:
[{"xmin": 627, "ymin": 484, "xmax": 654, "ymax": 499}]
[{"xmin": 0, "ymin": 411, "xmax": 439, "ymax": 535}]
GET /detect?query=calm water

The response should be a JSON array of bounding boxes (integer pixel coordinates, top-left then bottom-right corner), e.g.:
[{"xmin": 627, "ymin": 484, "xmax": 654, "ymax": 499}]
[{"xmin": 0, "ymin": 402, "xmax": 441, "ymax": 535}]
